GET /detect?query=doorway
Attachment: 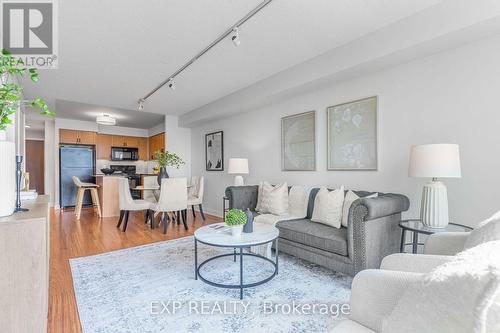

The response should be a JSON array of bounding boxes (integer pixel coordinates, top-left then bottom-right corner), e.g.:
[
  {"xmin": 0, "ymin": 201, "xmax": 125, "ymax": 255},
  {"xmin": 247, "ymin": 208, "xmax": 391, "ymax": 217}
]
[{"xmin": 26, "ymin": 140, "xmax": 45, "ymax": 194}]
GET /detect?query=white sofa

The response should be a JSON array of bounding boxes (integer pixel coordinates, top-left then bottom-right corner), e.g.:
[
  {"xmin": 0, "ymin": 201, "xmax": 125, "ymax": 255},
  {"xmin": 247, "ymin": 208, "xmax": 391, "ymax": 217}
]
[{"xmin": 331, "ymin": 229, "xmax": 500, "ymax": 333}]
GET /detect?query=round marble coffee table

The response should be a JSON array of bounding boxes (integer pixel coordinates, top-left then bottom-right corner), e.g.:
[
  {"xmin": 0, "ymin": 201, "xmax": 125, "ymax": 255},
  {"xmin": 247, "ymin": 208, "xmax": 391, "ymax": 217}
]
[{"xmin": 194, "ymin": 222, "xmax": 279, "ymax": 299}]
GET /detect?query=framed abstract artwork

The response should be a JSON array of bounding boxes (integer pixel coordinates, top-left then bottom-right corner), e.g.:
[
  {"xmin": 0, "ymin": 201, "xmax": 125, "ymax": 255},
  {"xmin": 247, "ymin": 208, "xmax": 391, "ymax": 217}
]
[
  {"xmin": 205, "ymin": 131, "xmax": 224, "ymax": 171},
  {"xmin": 327, "ymin": 96, "xmax": 378, "ymax": 170},
  {"xmin": 281, "ymin": 111, "xmax": 316, "ymax": 171}
]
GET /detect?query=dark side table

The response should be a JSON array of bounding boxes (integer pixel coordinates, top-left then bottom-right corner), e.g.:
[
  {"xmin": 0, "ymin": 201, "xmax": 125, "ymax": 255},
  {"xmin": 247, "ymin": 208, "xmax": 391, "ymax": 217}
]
[{"xmin": 399, "ymin": 219, "xmax": 472, "ymax": 254}]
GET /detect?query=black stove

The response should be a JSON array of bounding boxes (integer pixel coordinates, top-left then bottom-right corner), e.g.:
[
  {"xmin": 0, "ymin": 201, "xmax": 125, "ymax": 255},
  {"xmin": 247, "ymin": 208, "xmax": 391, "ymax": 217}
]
[
  {"xmin": 110, "ymin": 165, "xmax": 141, "ymax": 199},
  {"xmin": 110, "ymin": 165, "xmax": 137, "ymax": 176}
]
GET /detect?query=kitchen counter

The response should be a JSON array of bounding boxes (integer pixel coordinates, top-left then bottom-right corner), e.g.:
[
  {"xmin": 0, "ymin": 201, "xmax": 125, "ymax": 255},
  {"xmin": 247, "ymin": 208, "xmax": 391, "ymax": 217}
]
[{"xmin": 95, "ymin": 176, "xmax": 121, "ymax": 217}]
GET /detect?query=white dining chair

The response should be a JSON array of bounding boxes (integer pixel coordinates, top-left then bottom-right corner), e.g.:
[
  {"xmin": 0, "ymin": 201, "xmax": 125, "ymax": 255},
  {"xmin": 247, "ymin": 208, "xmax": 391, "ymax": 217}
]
[
  {"xmin": 116, "ymin": 177, "xmax": 151, "ymax": 232},
  {"xmin": 149, "ymin": 178, "xmax": 188, "ymax": 234},
  {"xmin": 188, "ymin": 176, "xmax": 205, "ymax": 220}
]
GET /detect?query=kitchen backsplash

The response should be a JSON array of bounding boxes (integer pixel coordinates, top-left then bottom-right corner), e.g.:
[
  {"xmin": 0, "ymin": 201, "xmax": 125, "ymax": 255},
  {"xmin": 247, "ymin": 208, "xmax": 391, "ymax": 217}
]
[{"xmin": 96, "ymin": 159, "xmax": 158, "ymax": 174}]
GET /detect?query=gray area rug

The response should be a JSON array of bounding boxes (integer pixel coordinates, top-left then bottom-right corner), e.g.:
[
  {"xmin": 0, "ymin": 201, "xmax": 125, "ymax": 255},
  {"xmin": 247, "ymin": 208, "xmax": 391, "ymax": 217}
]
[{"xmin": 70, "ymin": 236, "xmax": 352, "ymax": 333}]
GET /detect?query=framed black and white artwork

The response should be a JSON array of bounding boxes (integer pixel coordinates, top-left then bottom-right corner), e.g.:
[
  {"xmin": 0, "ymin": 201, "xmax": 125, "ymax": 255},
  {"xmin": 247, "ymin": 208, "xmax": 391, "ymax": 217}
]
[
  {"xmin": 327, "ymin": 96, "xmax": 378, "ymax": 170},
  {"xmin": 205, "ymin": 131, "xmax": 224, "ymax": 171},
  {"xmin": 281, "ymin": 111, "xmax": 316, "ymax": 171}
]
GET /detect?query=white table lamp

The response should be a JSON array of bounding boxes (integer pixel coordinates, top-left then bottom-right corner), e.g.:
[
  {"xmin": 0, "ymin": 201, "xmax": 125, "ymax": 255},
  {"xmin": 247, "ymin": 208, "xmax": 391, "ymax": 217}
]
[
  {"xmin": 409, "ymin": 144, "xmax": 461, "ymax": 228},
  {"xmin": 228, "ymin": 158, "xmax": 249, "ymax": 186}
]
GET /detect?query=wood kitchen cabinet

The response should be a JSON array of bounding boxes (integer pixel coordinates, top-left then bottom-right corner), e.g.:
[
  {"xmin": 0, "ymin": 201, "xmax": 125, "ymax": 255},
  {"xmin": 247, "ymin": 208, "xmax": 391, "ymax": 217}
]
[
  {"xmin": 111, "ymin": 135, "xmax": 139, "ymax": 148},
  {"xmin": 59, "ymin": 129, "xmax": 96, "ymax": 145},
  {"xmin": 96, "ymin": 134, "xmax": 113, "ymax": 160},
  {"xmin": 137, "ymin": 137, "xmax": 148, "ymax": 160},
  {"xmin": 148, "ymin": 132, "xmax": 165, "ymax": 160}
]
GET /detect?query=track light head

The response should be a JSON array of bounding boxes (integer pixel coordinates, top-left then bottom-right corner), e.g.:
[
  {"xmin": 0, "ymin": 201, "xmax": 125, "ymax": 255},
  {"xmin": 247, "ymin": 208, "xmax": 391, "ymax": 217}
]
[
  {"xmin": 138, "ymin": 99, "xmax": 145, "ymax": 111},
  {"xmin": 168, "ymin": 78, "xmax": 176, "ymax": 90},
  {"xmin": 231, "ymin": 27, "xmax": 240, "ymax": 47}
]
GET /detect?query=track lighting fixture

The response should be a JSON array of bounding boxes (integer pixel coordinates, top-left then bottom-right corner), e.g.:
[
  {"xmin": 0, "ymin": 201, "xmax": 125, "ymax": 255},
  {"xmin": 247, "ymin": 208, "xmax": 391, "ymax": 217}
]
[
  {"xmin": 231, "ymin": 27, "xmax": 241, "ymax": 47},
  {"xmin": 137, "ymin": 0, "xmax": 273, "ymax": 105},
  {"xmin": 168, "ymin": 78, "xmax": 176, "ymax": 90},
  {"xmin": 138, "ymin": 99, "xmax": 145, "ymax": 111}
]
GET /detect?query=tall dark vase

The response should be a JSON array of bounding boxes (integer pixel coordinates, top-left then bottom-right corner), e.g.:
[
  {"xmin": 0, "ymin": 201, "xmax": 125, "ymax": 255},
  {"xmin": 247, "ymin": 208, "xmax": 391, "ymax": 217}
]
[
  {"xmin": 157, "ymin": 166, "xmax": 169, "ymax": 185},
  {"xmin": 243, "ymin": 208, "xmax": 254, "ymax": 233}
]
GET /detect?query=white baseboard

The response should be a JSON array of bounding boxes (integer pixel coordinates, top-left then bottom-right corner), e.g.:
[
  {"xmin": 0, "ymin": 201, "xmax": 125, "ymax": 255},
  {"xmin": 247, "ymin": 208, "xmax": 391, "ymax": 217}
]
[{"xmin": 193, "ymin": 206, "xmax": 223, "ymax": 218}]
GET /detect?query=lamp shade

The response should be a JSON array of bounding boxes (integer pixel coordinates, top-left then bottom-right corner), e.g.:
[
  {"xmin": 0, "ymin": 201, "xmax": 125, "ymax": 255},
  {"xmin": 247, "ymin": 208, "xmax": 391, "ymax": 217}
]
[
  {"xmin": 409, "ymin": 144, "xmax": 461, "ymax": 178},
  {"xmin": 228, "ymin": 158, "xmax": 249, "ymax": 174}
]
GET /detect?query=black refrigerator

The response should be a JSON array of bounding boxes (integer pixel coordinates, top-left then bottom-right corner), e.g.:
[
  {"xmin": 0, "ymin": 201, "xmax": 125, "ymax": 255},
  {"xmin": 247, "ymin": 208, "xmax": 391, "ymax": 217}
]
[{"xmin": 60, "ymin": 145, "xmax": 96, "ymax": 208}]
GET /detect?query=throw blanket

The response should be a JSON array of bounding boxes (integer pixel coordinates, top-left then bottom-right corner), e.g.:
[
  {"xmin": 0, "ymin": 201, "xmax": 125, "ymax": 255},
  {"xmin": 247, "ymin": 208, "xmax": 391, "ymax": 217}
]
[{"xmin": 251, "ymin": 185, "xmax": 311, "ymax": 258}]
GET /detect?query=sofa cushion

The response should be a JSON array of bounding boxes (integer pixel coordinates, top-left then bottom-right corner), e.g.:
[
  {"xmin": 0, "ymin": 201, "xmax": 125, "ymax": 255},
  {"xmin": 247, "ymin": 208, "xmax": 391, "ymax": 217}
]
[
  {"xmin": 258, "ymin": 182, "xmax": 289, "ymax": 215},
  {"xmin": 311, "ymin": 186, "xmax": 345, "ymax": 228},
  {"xmin": 288, "ymin": 185, "xmax": 311, "ymax": 218},
  {"xmin": 276, "ymin": 219, "xmax": 348, "ymax": 256}
]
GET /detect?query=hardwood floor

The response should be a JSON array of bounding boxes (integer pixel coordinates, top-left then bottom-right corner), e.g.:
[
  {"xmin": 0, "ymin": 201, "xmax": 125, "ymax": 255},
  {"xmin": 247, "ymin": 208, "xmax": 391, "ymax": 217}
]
[{"xmin": 48, "ymin": 207, "xmax": 220, "ymax": 333}]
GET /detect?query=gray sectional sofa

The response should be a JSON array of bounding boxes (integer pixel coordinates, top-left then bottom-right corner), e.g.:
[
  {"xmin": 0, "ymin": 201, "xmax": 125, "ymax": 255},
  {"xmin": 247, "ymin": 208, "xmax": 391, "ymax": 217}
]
[{"xmin": 225, "ymin": 186, "xmax": 410, "ymax": 276}]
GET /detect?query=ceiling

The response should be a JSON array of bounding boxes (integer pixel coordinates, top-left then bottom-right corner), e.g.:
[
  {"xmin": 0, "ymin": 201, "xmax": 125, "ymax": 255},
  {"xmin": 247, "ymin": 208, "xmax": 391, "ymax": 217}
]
[
  {"xmin": 22, "ymin": 0, "xmax": 443, "ymax": 122},
  {"xmin": 53, "ymin": 100, "xmax": 165, "ymax": 129}
]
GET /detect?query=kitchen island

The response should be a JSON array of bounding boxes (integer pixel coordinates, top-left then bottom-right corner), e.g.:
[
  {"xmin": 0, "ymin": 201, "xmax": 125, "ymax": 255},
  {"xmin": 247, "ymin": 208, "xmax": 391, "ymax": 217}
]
[{"xmin": 95, "ymin": 174, "xmax": 126, "ymax": 217}]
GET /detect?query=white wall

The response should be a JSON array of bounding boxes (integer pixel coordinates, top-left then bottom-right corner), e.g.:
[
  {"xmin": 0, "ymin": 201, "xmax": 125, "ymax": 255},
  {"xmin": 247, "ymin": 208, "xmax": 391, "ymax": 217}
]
[
  {"xmin": 44, "ymin": 120, "xmax": 55, "ymax": 201},
  {"xmin": 190, "ymin": 35, "xmax": 500, "ymax": 226},
  {"xmin": 163, "ymin": 115, "xmax": 191, "ymax": 178},
  {"xmin": 25, "ymin": 129, "xmax": 45, "ymax": 141}
]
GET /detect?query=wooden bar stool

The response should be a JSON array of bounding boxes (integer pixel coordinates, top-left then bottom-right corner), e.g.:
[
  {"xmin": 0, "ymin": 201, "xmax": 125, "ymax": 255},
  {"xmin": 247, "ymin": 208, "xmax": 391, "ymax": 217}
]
[{"xmin": 72, "ymin": 176, "xmax": 102, "ymax": 220}]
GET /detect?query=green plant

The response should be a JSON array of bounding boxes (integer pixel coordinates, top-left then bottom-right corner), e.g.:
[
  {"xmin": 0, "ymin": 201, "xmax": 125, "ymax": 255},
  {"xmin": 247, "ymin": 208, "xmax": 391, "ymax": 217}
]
[
  {"xmin": 224, "ymin": 208, "xmax": 247, "ymax": 226},
  {"xmin": 0, "ymin": 49, "xmax": 54, "ymax": 130},
  {"xmin": 154, "ymin": 150, "xmax": 185, "ymax": 169}
]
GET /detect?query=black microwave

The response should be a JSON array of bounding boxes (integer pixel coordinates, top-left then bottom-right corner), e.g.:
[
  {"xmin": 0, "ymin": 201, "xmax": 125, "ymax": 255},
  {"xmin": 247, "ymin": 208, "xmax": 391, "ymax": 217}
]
[{"xmin": 111, "ymin": 147, "xmax": 139, "ymax": 161}]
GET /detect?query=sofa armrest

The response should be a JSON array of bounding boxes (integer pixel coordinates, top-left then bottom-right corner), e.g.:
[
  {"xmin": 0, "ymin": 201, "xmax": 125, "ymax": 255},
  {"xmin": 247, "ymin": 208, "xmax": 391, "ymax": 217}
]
[
  {"xmin": 349, "ymin": 269, "xmax": 423, "ymax": 332},
  {"xmin": 225, "ymin": 185, "xmax": 259, "ymax": 211},
  {"xmin": 424, "ymin": 232, "xmax": 470, "ymax": 255},
  {"xmin": 380, "ymin": 253, "xmax": 454, "ymax": 273},
  {"xmin": 348, "ymin": 194, "xmax": 410, "ymax": 274},
  {"xmin": 356, "ymin": 193, "xmax": 410, "ymax": 220}
]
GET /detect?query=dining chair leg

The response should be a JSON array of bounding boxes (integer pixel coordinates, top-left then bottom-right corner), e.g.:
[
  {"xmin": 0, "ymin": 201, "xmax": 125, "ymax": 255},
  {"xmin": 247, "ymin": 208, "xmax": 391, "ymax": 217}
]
[
  {"xmin": 176, "ymin": 211, "xmax": 181, "ymax": 225},
  {"xmin": 198, "ymin": 204, "xmax": 206, "ymax": 220},
  {"xmin": 181, "ymin": 209, "xmax": 188, "ymax": 231},
  {"xmin": 162, "ymin": 213, "xmax": 170, "ymax": 234},
  {"xmin": 149, "ymin": 210, "xmax": 155, "ymax": 229},
  {"xmin": 144, "ymin": 210, "xmax": 149, "ymax": 224},
  {"xmin": 122, "ymin": 211, "xmax": 130, "ymax": 232},
  {"xmin": 117, "ymin": 210, "xmax": 125, "ymax": 228},
  {"xmin": 191, "ymin": 205, "xmax": 196, "ymax": 218}
]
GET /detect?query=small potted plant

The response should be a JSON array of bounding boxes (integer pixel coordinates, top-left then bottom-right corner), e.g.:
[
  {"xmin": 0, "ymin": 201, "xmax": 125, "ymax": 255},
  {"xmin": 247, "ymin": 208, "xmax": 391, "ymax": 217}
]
[
  {"xmin": 225, "ymin": 208, "xmax": 247, "ymax": 237},
  {"xmin": 154, "ymin": 149, "xmax": 185, "ymax": 185}
]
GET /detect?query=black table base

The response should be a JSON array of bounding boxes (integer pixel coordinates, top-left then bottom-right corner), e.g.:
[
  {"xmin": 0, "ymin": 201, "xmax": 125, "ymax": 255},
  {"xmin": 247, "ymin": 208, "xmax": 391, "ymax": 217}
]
[{"xmin": 194, "ymin": 238, "xmax": 279, "ymax": 299}]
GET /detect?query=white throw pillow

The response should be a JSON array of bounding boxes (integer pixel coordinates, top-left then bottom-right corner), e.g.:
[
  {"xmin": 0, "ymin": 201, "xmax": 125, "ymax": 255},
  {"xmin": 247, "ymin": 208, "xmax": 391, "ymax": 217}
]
[
  {"xmin": 258, "ymin": 182, "xmax": 289, "ymax": 216},
  {"xmin": 288, "ymin": 185, "xmax": 311, "ymax": 218},
  {"xmin": 311, "ymin": 186, "xmax": 345, "ymax": 228},
  {"xmin": 382, "ymin": 240, "xmax": 500, "ymax": 333},
  {"xmin": 464, "ymin": 210, "xmax": 500, "ymax": 249},
  {"xmin": 255, "ymin": 181, "xmax": 265, "ymax": 212},
  {"xmin": 341, "ymin": 191, "xmax": 378, "ymax": 228}
]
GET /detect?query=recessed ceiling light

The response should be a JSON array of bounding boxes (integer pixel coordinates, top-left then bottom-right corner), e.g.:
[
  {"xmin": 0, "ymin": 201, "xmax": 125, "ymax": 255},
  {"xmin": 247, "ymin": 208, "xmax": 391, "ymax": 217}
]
[{"xmin": 96, "ymin": 114, "xmax": 116, "ymax": 126}]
